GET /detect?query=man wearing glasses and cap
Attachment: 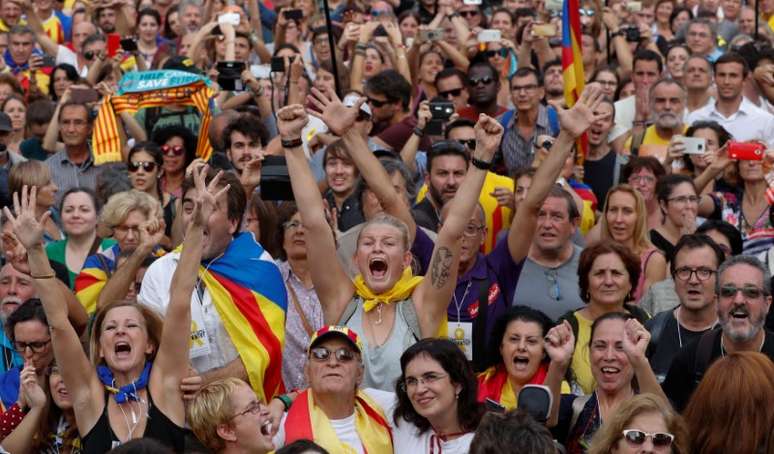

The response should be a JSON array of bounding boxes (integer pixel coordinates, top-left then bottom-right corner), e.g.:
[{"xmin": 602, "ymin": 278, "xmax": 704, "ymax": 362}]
[
  {"xmin": 271, "ymin": 326, "xmax": 394, "ymax": 454},
  {"xmin": 662, "ymin": 254, "xmax": 774, "ymax": 411}
]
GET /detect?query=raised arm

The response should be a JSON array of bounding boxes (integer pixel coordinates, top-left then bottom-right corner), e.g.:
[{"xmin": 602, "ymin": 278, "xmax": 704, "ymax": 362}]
[
  {"xmin": 413, "ymin": 115, "xmax": 503, "ymax": 337},
  {"xmin": 544, "ymin": 321, "xmax": 575, "ymax": 427},
  {"xmin": 279, "ymin": 104, "xmax": 355, "ymax": 324},
  {"xmin": 350, "ymin": 22, "xmax": 379, "ymax": 92},
  {"xmin": 308, "ymin": 87, "xmax": 417, "ymax": 242},
  {"xmin": 624, "ymin": 318, "xmax": 669, "ymax": 402},
  {"xmin": 17, "ymin": 0, "xmax": 59, "ymax": 57},
  {"xmin": 508, "ymin": 85, "xmax": 608, "ymax": 263},
  {"xmin": 4, "ymin": 187, "xmax": 103, "ymax": 435},
  {"xmin": 400, "ymin": 101, "xmax": 430, "ymax": 175}
]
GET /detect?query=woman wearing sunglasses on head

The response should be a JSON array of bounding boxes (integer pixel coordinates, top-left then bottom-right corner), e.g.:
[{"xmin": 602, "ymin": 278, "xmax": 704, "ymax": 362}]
[
  {"xmin": 150, "ymin": 125, "xmax": 196, "ymax": 199},
  {"xmin": 587, "ymin": 394, "xmax": 689, "ymax": 454},
  {"xmin": 126, "ymin": 142, "xmax": 177, "ymax": 243}
]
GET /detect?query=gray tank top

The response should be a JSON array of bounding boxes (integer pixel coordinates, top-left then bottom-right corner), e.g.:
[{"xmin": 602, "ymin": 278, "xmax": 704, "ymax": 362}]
[{"xmin": 341, "ymin": 297, "xmax": 419, "ymax": 391}]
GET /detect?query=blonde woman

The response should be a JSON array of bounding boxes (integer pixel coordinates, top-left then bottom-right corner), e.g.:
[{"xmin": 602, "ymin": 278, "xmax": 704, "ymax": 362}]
[{"xmin": 598, "ymin": 184, "xmax": 666, "ymax": 302}]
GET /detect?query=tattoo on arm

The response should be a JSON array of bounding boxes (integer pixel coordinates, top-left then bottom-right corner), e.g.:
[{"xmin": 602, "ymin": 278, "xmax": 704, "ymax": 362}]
[{"xmin": 430, "ymin": 246, "xmax": 453, "ymax": 289}]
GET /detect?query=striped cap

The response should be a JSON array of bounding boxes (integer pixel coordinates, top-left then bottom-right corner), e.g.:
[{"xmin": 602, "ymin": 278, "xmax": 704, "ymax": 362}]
[{"xmin": 308, "ymin": 325, "xmax": 363, "ymax": 353}]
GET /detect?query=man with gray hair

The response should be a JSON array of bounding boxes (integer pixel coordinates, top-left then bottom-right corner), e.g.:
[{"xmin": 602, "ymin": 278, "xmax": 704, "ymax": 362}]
[
  {"xmin": 685, "ymin": 18, "xmax": 722, "ymax": 62},
  {"xmin": 179, "ymin": 0, "xmax": 203, "ymax": 34},
  {"xmin": 662, "ymin": 254, "xmax": 774, "ymax": 411},
  {"xmin": 0, "ymin": 263, "xmax": 36, "ymax": 373},
  {"xmin": 625, "ymin": 78, "xmax": 686, "ymax": 159}
]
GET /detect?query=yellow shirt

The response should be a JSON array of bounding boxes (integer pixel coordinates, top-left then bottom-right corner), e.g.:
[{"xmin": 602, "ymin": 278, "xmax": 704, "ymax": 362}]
[
  {"xmin": 42, "ymin": 13, "xmax": 65, "ymax": 44},
  {"xmin": 570, "ymin": 311, "xmax": 595, "ymax": 395},
  {"xmin": 0, "ymin": 18, "xmax": 26, "ymax": 33},
  {"xmin": 417, "ymin": 171, "xmax": 513, "ymax": 254},
  {"xmin": 623, "ymin": 125, "xmax": 687, "ymax": 162}
]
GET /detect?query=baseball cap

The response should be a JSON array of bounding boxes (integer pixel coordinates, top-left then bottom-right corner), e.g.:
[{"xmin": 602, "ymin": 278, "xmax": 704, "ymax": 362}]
[
  {"xmin": 0, "ymin": 113, "xmax": 12, "ymax": 133},
  {"xmin": 308, "ymin": 325, "xmax": 363, "ymax": 354},
  {"xmin": 343, "ymin": 93, "xmax": 372, "ymax": 118},
  {"xmin": 163, "ymin": 56, "xmax": 203, "ymax": 75}
]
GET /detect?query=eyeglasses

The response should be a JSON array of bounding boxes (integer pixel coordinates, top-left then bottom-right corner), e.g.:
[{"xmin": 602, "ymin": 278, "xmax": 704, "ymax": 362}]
[
  {"xmin": 367, "ymin": 97, "xmax": 394, "ymax": 108},
  {"xmin": 459, "ymin": 10, "xmax": 479, "ymax": 17},
  {"xmin": 667, "ymin": 195, "xmax": 700, "ymax": 205},
  {"xmin": 484, "ymin": 48, "xmax": 509, "ymax": 59},
  {"xmin": 511, "ymin": 83, "xmax": 538, "ymax": 93},
  {"xmin": 628, "ymin": 175, "xmax": 656, "ymax": 184},
  {"xmin": 596, "ymin": 80, "xmax": 618, "ymax": 87},
  {"xmin": 230, "ymin": 400, "xmax": 265, "ymax": 420},
  {"xmin": 113, "ymin": 225, "xmax": 141, "ymax": 236},
  {"xmin": 309, "ymin": 346, "xmax": 357, "ymax": 363},
  {"xmin": 457, "ymin": 139, "xmax": 476, "ymax": 150},
  {"xmin": 161, "ymin": 144, "xmax": 185, "ymax": 157},
  {"xmin": 400, "ymin": 372, "xmax": 448, "ymax": 391},
  {"xmin": 14, "ymin": 338, "xmax": 51, "ymax": 353},
  {"xmin": 674, "ymin": 266, "xmax": 715, "ymax": 282},
  {"xmin": 462, "ymin": 223, "xmax": 485, "ymax": 237},
  {"xmin": 283, "ymin": 220, "xmax": 304, "ymax": 230},
  {"xmin": 622, "ymin": 430, "xmax": 675, "ymax": 448},
  {"xmin": 579, "ymin": 8, "xmax": 595, "ymax": 16},
  {"xmin": 128, "ymin": 161, "xmax": 157, "ymax": 173},
  {"xmin": 719, "ymin": 284, "xmax": 766, "ymax": 299},
  {"xmin": 468, "ymin": 76, "xmax": 495, "ymax": 86},
  {"xmin": 439, "ymin": 88, "xmax": 463, "ymax": 98},
  {"xmin": 545, "ymin": 269, "xmax": 562, "ymax": 300}
]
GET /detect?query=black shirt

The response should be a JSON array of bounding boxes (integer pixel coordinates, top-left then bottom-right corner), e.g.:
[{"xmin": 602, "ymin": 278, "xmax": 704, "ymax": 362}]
[
  {"xmin": 412, "ymin": 197, "xmax": 440, "ymax": 233},
  {"xmin": 661, "ymin": 328, "xmax": 774, "ymax": 411},
  {"xmin": 645, "ymin": 309, "xmax": 711, "ymax": 383},
  {"xmin": 583, "ymin": 149, "xmax": 617, "ymax": 206},
  {"xmin": 649, "ymin": 230, "xmax": 676, "ymax": 261}
]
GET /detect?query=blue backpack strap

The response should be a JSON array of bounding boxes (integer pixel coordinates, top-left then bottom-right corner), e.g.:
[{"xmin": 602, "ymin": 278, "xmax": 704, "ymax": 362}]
[
  {"xmin": 499, "ymin": 110, "xmax": 514, "ymax": 129},
  {"xmin": 547, "ymin": 106, "xmax": 560, "ymax": 136}
]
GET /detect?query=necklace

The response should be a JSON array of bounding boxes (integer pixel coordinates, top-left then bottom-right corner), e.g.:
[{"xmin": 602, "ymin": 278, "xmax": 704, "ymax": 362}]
[
  {"xmin": 374, "ymin": 303, "xmax": 383, "ymax": 325},
  {"xmin": 452, "ymin": 281, "xmax": 473, "ymax": 330},
  {"xmin": 117, "ymin": 398, "xmax": 146, "ymax": 442},
  {"xmin": 720, "ymin": 333, "xmax": 766, "ymax": 357}
]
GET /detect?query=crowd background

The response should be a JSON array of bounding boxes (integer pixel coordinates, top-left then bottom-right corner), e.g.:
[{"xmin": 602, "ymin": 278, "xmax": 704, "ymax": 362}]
[{"xmin": 0, "ymin": 0, "xmax": 769, "ymax": 451}]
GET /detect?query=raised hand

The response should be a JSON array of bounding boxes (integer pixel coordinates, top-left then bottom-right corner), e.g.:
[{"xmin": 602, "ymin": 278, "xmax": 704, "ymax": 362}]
[
  {"xmin": 473, "ymin": 114, "xmax": 504, "ymax": 162},
  {"xmin": 306, "ymin": 87, "xmax": 364, "ymax": 136},
  {"xmin": 416, "ymin": 100, "xmax": 431, "ymax": 130},
  {"xmin": 276, "ymin": 104, "xmax": 309, "ymax": 140},
  {"xmin": 708, "ymin": 143, "xmax": 731, "ymax": 172},
  {"xmin": 490, "ymin": 187, "xmax": 515, "ymax": 210},
  {"xmin": 139, "ymin": 217, "xmax": 165, "ymax": 251},
  {"xmin": 191, "ymin": 165, "xmax": 229, "ymax": 228},
  {"xmin": 2, "ymin": 186, "xmax": 51, "ymax": 251},
  {"xmin": 544, "ymin": 320, "xmax": 575, "ymax": 367},
  {"xmin": 554, "ymin": 84, "xmax": 608, "ymax": 139},
  {"xmin": 383, "ymin": 21, "xmax": 403, "ymax": 46},
  {"xmin": 240, "ymin": 155, "xmax": 264, "ymax": 190},
  {"xmin": 622, "ymin": 318, "xmax": 650, "ymax": 363}
]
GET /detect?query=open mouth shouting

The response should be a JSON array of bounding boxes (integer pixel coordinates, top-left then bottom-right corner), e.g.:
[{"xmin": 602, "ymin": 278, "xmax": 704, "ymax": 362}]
[
  {"xmin": 368, "ymin": 257, "xmax": 389, "ymax": 280},
  {"xmin": 114, "ymin": 341, "xmax": 132, "ymax": 359}
]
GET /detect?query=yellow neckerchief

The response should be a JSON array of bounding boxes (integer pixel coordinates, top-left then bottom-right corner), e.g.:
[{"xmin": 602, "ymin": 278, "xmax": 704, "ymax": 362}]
[
  {"xmin": 306, "ymin": 390, "xmax": 393, "ymax": 454},
  {"xmin": 352, "ymin": 267, "xmax": 423, "ymax": 312}
]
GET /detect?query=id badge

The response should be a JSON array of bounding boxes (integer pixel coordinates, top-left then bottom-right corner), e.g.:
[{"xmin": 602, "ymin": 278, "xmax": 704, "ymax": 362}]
[
  {"xmin": 189, "ymin": 301, "xmax": 212, "ymax": 359},
  {"xmin": 448, "ymin": 322, "xmax": 473, "ymax": 361}
]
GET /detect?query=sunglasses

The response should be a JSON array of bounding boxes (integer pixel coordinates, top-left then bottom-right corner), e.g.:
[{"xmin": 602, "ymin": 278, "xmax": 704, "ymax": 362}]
[
  {"xmin": 457, "ymin": 139, "xmax": 476, "ymax": 150},
  {"xmin": 310, "ymin": 346, "xmax": 357, "ymax": 362},
  {"xmin": 468, "ymin": 76, "xmax": 494, "ymax": 86},
  {"xmin": 459, "ymin": 10, "xmax": 479, "ymax": 17},
  {"xmin": 719, "ymin": 284, "xmax": 765, "ymax": 299},
  {"xmin": 484, "ymin": 48, "xmax": 509, "ymax": 59},
  {"xmin": 579, "ymin": 8, "xmax": 595, "ymax": 16},
  {"xmin": 367, "ymin": 97, "xmax": 394, "ymax": 108},
  {"xmin": 84, "ymin": 50, "xmax": 96, "ymax": 61},
  {"xmin": 161, "ymin": 144, "xmax": 185, "ymax": 157},
  {"xmin": 128, "ymin": 161, "xmax": 157, "ymax": 173},
  {"xmin": 439, "ymin": 88, "xmax": 463, "ymax": 98},
  {"xmin": 622, "ymin": 430, "xmax": 674, "ymax": 448}
]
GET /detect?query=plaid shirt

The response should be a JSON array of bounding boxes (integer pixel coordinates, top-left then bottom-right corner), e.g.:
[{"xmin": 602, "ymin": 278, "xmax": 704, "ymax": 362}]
[{"xmin": 497, "ymin": 104, "xmax": 554, "ymax": 174}]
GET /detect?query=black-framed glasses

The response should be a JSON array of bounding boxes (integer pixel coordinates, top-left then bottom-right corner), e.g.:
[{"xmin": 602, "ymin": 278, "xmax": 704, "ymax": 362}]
[
  {"xmin": 484, "ymin": 48, "xmax": 509, "ymax": 59},
  {"xmin": 468, "ymin": 76, "xmax": 495, "ymax": 86},
  {"xmin": 14, "ymin": 338, "xmax": 51, "ymax": 353},
  {"xmin": 367, "ymin": 97, "xmax": 393, "ymax": 108},
  {"xmin": 462, "ymin": 223, "xmax": 485, "ymax": 237},
  {"xmin": 439, "ymin": 88, "xmax": 464, "ymax": 98},
  {"xmin": 545, "ymin": 269, "xmax": 562, "ymax": 300},
  {"xmin": 622, "ymin": 429, "xmax": 674, "ymax": 448},
  {"xmin": 719, "ymin": 284, "xmax": 766, "ymax": 299},
  {"xmin": 667, "ymin": 195, "xmax": 700, "ymax": 205},
  {"xmin": 674, "ymin": 267, "xmax": 715, "ymax": 282},
  {"xmin": 128, "ymin": 161, "xmax": 157, "ymax": 173},
  {"xmin": 310, "ymin": 346, "xmax": 356, "ymax": 363},
  {"xmin": 457, "ymin": 139, "xmax": 476, "ymax": 150},
  {"xmin": 400, "ymin": 372, "xmax": 448, "ymax": 391},
  {"xmin": 230, "ymin": 400, "xmax": 264, "ymax": 420},
  {"xmin": 512, "ymin": 83, "xmax": 538, "ymax": 93}
]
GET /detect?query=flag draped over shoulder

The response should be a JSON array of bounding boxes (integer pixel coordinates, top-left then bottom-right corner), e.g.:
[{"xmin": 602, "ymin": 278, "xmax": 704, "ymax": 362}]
[
  {"xmin": 561, "ymin": 0, "xmax": 588, "ymax": 160},
  {"xmin": 75, "ymin": 243, "xmax": 120, "ymax": 316},
  {"xmin": 197, "ymin": 232, "xmax": 287, "ymax": 402},
  {"xmin": 92, "ymin": 69, "xmax": 215, "ymax": 165}
]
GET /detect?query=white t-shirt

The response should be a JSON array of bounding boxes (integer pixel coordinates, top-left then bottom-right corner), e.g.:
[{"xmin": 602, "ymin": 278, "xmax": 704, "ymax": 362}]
[
  {"xmin": 55, "ymin": 45, "xmax": 88, "ymax": 77},
  {"xmin": 686, "ymin": 97, "xmax": 774, "ymax": 148},
  {"xmin": 274, "ymin": 388, "xmax": 474, "ymax": 454}
]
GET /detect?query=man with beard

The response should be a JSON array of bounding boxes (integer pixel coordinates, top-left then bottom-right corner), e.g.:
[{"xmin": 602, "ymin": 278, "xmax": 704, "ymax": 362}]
[
  {"xmin": 412, "ymin": 142, "xmax": 468, "ymax": 233},
  {"xmin": 0, "ymin": 264, "xmax": 35, "ymax": 373},
  {"xmin": 646, "ymin": 234, "xmax": 724, "ymax": 383},
  {"xmin": 223, "ymin": 114, "xmax": 268, "ymax": 198},
  {"xmin": 583, "ymin": 97, "xmax": 627, "ymax": 205},
  {"xmin": 687, "ymin": 52, "xmax": 774, "ymax": 147},
  {"xmin": 662, "ymin": 254, "xmax": 774, "ymax": 411},
  {"xmin": 94, "ymin": 5, "xmax": 116, "ymax": 34},
  {"xmin": 624, "ymin": 78, "xmax": 686, "ymax": 160},
  {"xmin": 179, "ymin": 0, "xmax": 203, "ymax": 34},
  {"xmin": 542, "ymin": 59, "xmax": 564, "ymax": 104}
]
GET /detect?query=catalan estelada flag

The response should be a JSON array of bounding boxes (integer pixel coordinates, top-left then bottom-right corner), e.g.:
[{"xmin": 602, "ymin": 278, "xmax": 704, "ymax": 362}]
[
  {"xmin": 561, "ymin": 0, "xmax": 589, "ymax": 160},
  {"xmin": 197, "ymin": 232, "xmax": 287, "ymax": 402}
]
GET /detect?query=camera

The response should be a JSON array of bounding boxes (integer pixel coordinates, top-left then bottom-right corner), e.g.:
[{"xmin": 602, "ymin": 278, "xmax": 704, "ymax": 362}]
[{"xmin": 622, "ymin": 26, "xmax": 641, "ymax": 42}]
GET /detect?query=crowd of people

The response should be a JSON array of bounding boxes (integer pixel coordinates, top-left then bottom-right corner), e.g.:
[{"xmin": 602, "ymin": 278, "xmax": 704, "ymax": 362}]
[{"xmin": 0, "ymin": 0, "xmax": 770, "ymax": 451}]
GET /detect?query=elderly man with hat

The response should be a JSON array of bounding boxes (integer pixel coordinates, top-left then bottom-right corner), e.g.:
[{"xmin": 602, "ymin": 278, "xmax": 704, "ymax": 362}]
[{"xmin": 271, "ymin": 325, "xmax": 395, "ymax": 454}]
